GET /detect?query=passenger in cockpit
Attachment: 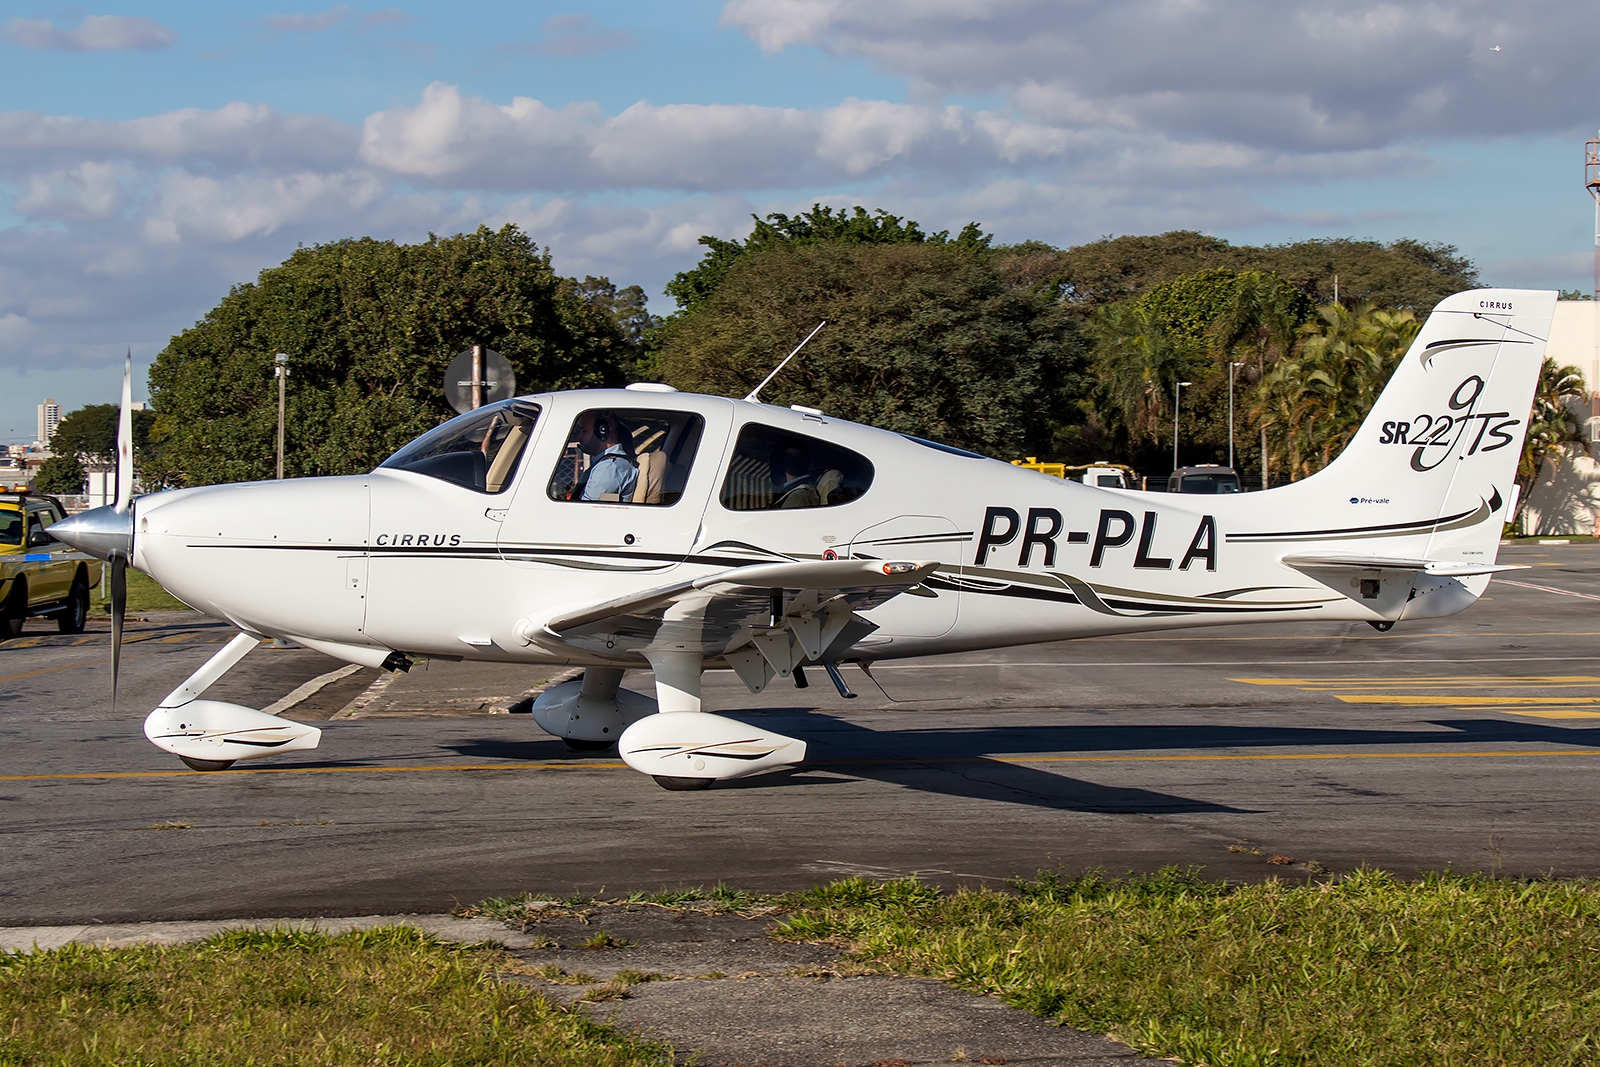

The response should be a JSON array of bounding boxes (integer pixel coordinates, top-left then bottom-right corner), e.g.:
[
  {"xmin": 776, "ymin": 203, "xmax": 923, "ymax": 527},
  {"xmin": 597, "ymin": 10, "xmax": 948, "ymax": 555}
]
[
  {"xmin": 772, "ymin": 444, "xmax": 820, "ymax": 509},
  {"xmin": 576, "ymin": 410, "xmax": 639, "ymax": 501}
]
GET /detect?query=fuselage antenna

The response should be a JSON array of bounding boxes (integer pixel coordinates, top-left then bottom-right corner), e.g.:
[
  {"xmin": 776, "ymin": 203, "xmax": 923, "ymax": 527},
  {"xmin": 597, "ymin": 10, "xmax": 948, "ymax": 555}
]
[{"xmin": 743, "ymin": 321, "xmax": 826, "ymax": 403}]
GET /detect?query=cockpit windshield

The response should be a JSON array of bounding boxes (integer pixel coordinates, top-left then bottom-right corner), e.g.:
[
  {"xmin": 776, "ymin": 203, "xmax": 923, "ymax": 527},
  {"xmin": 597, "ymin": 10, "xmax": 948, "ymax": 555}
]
[{"xmin": 378, "ymin": 399, "xmax": 541, "ymax": 494}]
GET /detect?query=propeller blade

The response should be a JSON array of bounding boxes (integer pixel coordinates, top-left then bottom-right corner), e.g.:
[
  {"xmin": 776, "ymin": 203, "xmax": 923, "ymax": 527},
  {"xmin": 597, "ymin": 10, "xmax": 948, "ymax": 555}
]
[
  {"xmin": 115, "ymin": 351, "xmax": 133, "ymax": 514},
  {"xmin": 110, "ymin": 554, "xmax": 126, "ymax": 709}
]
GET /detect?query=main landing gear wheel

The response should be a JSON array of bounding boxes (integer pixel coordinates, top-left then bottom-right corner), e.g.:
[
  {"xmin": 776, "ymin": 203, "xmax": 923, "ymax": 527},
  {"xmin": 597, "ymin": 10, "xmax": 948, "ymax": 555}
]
[
  {"xmin": 0, "ymin": 579, "xmax": 26, "ymax": 639},
  {"xmin": 178, "ymin": 756, "xmax": 236, "ymax": 772},
  {"xmin": 57, "ymin": 576, "xmax": 89, "ymax": 634},
  {"xmin": 652, "ymin": 775, "xmax": 714, "ymax": 791},
  {"xmin": 563, "ymin": 737, "xmax": 616, "ymax": 752},
  {"xmin": 1368, "ymin": 620, "xmax": 1395, "ymax": 632}
]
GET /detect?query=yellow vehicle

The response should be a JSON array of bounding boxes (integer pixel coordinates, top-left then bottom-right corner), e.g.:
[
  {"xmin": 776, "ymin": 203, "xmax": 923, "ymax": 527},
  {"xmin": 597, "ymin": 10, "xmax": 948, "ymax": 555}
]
[{"xmin": 0, "ymin": 494, "xmax": 100, "ymax": 638}]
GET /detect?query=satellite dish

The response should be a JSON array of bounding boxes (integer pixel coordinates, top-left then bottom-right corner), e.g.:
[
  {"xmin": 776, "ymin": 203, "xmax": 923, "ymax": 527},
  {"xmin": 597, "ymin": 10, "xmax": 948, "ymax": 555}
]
[{"xmin": 444, "ymin": 347, "xmax": 516, "ymax": 415}]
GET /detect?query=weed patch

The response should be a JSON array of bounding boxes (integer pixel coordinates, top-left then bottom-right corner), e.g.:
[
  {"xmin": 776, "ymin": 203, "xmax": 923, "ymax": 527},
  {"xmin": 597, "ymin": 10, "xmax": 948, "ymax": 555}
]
[
  {"xmin": 774, "ymin": 868, "xmax": 1600, "ymax": 1067},
  {"xmin": 0, "ymin": 925, "xmax": 666, "ymax": 1066}
]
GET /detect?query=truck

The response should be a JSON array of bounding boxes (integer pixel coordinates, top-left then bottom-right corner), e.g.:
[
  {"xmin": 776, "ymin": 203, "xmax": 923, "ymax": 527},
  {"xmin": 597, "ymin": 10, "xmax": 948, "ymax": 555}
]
[{"xmin": 0, "ymin": 493, "xmax": 101, "ymax": 638}]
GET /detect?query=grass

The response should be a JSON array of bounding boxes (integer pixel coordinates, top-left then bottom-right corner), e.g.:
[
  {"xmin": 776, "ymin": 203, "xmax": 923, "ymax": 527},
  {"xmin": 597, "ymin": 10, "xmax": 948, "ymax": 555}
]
[
  {"xmin": 771, "ymin": 868, "xmax": 1600, "ymax": 1067},
  {"xmin": 89, "ymin": 566, "xmax": 189, "ymax": 616},
  {"xmin": 0, "ymin": 926, "xmax": 669, "ymax": 1067}
]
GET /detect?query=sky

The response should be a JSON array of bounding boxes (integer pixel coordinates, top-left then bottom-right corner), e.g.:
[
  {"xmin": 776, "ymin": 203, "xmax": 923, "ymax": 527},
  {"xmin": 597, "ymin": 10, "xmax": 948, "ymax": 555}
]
[{"xmin": 3, "ymin": 0, "xmax": 1599, "ymax": 443}]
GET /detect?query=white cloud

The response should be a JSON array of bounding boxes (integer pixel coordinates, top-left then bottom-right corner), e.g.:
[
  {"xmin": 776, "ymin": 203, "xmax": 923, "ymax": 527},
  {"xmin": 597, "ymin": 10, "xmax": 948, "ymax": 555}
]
[
  {"xmin": 357, "ymin": 83, "xmax": 1068, "ymax": 190},
  {"xmin": 16, "ymin": 162, "xmax": 128, "ymax": 222},
  {"xmin": 143, "ymin": 171, "xmax": 389, "ymax": 243},
  {"xmin": 1, "ymin": 14, "xmax": 176, "ymax": 52},
  {"xmin": 0, "ymin": 104, "xmax": 360, "ymax": 174},
  {"xmin": 262, "ymin": 6, "xmax": 416, "ymax": 33},
  {"xmin": 264, "ymin": 6, "xmax": 353, "ymax": 33},
  {"xmin": 720, "ymin": 0, "xmax": 1600, "ymax": 150}
]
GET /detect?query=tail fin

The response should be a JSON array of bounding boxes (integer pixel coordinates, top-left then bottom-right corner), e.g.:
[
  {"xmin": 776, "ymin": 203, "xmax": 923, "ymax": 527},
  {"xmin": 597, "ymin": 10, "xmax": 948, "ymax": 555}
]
[{"xmin": 1289, "ymin": 288, "xmax": 1556, "ymax": 563}]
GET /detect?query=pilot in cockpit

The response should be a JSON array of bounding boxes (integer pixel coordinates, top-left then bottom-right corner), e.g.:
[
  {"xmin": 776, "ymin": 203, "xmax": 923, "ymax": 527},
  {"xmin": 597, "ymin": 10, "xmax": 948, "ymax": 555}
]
[
  {"xmin": 771, "ymin": 444, "xmax": 820, "ymax": 508},
  {"xmin": 576, "ymin": 410, "xmax": 639, "ymax": 501}
]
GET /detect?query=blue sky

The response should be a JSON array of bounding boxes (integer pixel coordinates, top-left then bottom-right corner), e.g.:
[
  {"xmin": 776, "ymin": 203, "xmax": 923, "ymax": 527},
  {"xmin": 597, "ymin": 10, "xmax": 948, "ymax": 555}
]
[{"xmin": 3, "ymin": 0, "xmax": 1598, "ymax": 443}]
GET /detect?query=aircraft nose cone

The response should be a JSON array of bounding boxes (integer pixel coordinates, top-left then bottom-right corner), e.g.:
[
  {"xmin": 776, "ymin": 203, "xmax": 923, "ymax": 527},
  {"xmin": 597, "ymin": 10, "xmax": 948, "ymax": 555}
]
[{"xmin": 51, "ymin": 504, "xmax": 133, "ymax": 561}]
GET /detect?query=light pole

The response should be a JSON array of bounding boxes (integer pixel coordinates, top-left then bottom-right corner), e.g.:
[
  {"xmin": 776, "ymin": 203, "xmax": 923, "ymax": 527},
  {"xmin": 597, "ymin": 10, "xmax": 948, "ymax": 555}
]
[
  {"xmin": 1173, "ymin": 380, "xmax": 1192, "ymax": 473},
  {"xmin": 1228, "ymin": 362, "xmax": 1245, "ymax": 469},
  {"xmin": 1587, "ymin": 133, "xmax": 1600, "ymax": 443},
  {"xmin": 274, "ymin": 352, "xmax": 289, "ymax": 479}
]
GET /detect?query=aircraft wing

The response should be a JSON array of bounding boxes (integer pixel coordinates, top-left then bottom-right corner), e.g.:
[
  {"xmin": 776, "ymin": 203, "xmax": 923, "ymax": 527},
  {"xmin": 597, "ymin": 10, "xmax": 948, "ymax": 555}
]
[{"xmin": 523, "ymin": 558, "xmax": 939, "ymax": 692}]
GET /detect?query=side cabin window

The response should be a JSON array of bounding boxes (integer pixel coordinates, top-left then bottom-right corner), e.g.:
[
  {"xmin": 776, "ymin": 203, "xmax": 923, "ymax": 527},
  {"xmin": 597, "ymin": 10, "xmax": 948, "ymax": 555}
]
[
  {"xmin": 0, "ymin": 509, "xmax": 21, "ymax": 546},
  {"xmin": 719, "ymin": 423, "xmax": 874, "ymax": 511},
  {"xmin": 378, "ymin": 399, "xmax": 541, "ymax": 494},
  {"xmin": 547, "ymin": 409, "xmax": 705, "ymax": 506}
]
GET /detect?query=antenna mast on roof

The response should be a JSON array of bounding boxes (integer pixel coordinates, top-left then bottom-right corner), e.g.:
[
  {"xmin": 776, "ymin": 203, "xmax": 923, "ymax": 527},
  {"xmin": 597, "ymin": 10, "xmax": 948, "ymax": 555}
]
[{"xmin": 743, "ymin": 321, "xmax": 826, "ymax": 403}]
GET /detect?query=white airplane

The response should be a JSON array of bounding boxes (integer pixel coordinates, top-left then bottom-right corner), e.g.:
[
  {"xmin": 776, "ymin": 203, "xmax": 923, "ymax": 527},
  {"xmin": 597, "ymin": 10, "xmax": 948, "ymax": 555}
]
[{"xmin": 52, "ymin": 288, "xmax": 1555, "ymax": 789}]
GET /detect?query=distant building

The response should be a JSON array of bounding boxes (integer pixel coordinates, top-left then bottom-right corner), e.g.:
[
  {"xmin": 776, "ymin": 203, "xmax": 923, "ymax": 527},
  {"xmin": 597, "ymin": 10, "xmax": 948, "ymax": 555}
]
[{"xmin": 36, "ymin": 398, "xmax": 61, "ymax": 447}]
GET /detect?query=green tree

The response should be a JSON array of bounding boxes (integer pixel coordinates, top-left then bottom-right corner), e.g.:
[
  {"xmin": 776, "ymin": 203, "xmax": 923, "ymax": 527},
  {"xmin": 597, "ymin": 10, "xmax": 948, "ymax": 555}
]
[
  {"xmin": 147, "ymin": 225, "xmax": 626, "ymax": 486},
  {"xmin": 1040, "ymin": 232, "xmax": 1475, "ymax": 314},
  {"xmin": 664, "ymin": 204, "xmax": 988, "ymax": 314},
  {"xmin": 1083, "ymin": 302, "xmax": 1194, "ymax": 449},
  {"xmin": 655, "ymin": 239, "xmax": 1079, "ymax": 456},
  {"xmin": 50, "ymin": 403, "xmax": 159, "ymax": 465},
  {"xmin": 32, "ymin": 455, "xmax": 86, "ymax": 495},
  {"xmin": 1252, "ymin": 304, "xmax": 1420, "ymax": 481},
  {"xmin": 1079, "ymin": 269, "xmax": 1315, "ymax": 475}
]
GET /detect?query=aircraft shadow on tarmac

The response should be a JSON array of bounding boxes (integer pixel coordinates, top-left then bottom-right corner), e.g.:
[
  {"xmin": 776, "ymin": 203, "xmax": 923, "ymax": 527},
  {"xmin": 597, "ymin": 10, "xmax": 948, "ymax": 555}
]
[
  {"xmin": 440, "ymin": 717, "xmax": 1251, "ymax": 815},
  {"xmin": 364, "ymin": 712, "xmax": 1600, "ymax": 817}
]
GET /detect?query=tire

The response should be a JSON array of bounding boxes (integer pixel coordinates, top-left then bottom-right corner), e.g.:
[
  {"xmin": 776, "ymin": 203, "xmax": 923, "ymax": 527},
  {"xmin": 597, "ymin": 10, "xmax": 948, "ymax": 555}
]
[
  {"xmin": 652, "ymin": 775, "xmax": 715, "ymax": 791},
  {"xmin": 563, "ymin": 737, "xmax": 616, "ymax": 752},
  {"xmin": 0, "ymin": 579, "xmax": 26, "ymax": 640},
  {"xmin": 56, "ymin": 575, "xmax": 89, "ymax": 634},
  {"xmin": 179, "ymin": 756, "xmax": 236, "ymax": 772}
]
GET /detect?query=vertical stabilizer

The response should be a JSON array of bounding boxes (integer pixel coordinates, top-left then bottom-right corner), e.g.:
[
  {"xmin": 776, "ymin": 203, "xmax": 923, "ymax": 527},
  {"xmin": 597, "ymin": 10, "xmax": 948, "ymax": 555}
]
[{"xmin": 1291, "ymin": 288, "xmax": 1556, "ymax": 564}]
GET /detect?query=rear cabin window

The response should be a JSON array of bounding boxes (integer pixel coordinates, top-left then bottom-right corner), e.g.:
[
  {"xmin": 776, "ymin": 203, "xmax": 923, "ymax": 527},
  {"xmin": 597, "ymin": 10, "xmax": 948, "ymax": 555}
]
[
  {"xmin": 719, "ymin": 423, "xmax": 874, "ymax": 511},
  {"xmin": 547, "ymin": 409, "xmax": 704, "ymax": 506},
  {"xmin": 0, "ymin": 510, "xmax": 20, "ymax": 546},
  {"xmin": 379, "ymin": 399, "xmax": 540, "ymax": 494}
]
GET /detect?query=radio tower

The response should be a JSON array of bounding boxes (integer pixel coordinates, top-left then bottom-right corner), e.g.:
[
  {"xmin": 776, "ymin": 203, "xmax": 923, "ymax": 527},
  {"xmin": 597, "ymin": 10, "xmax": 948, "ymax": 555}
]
[{"xmin": 1587, "ymin": 133, "xmax": 1600, "ymax": 441}]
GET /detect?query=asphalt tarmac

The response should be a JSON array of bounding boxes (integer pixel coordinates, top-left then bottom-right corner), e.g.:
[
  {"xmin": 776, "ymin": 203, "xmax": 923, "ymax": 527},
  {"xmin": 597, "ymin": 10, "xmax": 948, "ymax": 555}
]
[{"xmin": 4, "ymin": 540, "xmax": 1600, "ymax": 925}]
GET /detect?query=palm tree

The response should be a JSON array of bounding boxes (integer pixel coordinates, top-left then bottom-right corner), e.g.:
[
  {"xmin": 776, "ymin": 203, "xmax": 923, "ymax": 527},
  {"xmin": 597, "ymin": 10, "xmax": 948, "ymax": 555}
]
[
  {"xmin": 1251, "ymin": 304, "xmax": 1418, "ymax": 480},
  {"xmin": 1513, "ymin": 357, "xmax": 1587, "ymax": 529},
  {"xmin": 1085, "ymin": 302, "xmax": 1195, "ymax": 448}
]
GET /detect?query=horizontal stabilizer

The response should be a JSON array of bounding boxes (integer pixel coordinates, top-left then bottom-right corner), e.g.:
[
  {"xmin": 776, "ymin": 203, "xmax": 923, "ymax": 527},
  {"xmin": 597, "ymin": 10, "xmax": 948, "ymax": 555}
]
[
  {"xmin": 1280, "ymin": 553, "xmax": 1525, "ymax": 622},
  {"xmin": 1281, "ymin": 553, "xmax": 1529, "ymax": 577}
]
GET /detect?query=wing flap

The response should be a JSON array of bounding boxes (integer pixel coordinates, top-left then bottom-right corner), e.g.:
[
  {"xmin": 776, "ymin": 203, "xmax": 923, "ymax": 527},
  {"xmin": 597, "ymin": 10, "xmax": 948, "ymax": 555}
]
[{"xmin": 522, "ymin": 558, "xmax": 940, "ymax": 662}]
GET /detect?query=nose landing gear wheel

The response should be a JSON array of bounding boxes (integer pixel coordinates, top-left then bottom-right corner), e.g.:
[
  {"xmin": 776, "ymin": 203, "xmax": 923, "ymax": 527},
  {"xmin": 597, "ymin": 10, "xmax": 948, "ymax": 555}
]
[
  {"xmin": 652, "ymin": 775, "xmax": 714, "ymax": 791},
  {"xmin": 179, "ymin": 756, "xmax": 236, "ymax": 772}
]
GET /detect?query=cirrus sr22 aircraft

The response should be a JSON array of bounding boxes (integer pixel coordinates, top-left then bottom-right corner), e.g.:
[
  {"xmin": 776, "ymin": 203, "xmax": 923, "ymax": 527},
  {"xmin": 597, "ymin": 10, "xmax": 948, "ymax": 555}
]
[{"xmin": 52, "ymin": 288, "xmax": 1555, "ymax": 790}]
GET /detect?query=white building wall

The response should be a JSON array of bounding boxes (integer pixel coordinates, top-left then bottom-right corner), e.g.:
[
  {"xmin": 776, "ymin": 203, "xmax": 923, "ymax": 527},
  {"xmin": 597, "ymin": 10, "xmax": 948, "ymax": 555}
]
[{"xmin": 1521, "ymin": 300, "xmax": 1600, "ymax": 535}]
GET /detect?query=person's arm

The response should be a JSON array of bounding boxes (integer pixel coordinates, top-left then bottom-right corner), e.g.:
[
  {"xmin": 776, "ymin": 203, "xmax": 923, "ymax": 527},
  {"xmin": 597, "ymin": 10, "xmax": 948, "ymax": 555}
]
[{"xmin": 581, "ymin": 455, "xmax": 635, "ymax": 500}]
